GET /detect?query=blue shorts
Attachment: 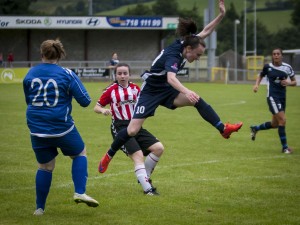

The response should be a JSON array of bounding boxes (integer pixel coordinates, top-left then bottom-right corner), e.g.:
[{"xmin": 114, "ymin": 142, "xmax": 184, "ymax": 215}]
[
  {"xmin": 133, "ymin": 78, "xmax": 180, "ymax": 119},
  {"xmin": 267, "ymin": 96, "xmax": 286, "ymax": 114},
  {"xmin": 30, "ymin": 127, "xmax": 85, "ymax": 164}
]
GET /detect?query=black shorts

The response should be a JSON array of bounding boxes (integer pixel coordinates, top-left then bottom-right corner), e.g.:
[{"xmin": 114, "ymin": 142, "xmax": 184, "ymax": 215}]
[
  {"xmin": 133, "ymin": 77, "xmax": 180, "ymax": 119},
  {"xmin": 111, "ymin": 120, "xmax": 159, "ymax": 156},
  {"xmin": 267, "ymin": 96, "xmax": 286, "ymax": 114}
]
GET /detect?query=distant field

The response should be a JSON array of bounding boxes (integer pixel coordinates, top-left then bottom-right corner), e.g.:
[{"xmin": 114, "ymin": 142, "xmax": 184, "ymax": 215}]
[{"xmin": 0, "ymin": 82, "xmax": 299, "ymax": 225}]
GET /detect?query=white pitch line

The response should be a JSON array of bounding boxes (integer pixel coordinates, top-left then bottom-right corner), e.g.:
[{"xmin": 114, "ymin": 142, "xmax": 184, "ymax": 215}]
[
  {"xmin": 218, "ymin": 100, "xmax": 246, "ymax": 106},
  {"xmin": 195, "ymin": 174, "xmax": 297, "ymax": 182},
  {"xmin": 0, "ymin": 155, "xmax": 298, "ymax": 192}
]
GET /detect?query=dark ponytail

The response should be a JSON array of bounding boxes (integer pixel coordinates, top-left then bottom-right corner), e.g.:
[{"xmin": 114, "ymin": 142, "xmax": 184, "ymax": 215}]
[
  {"xmin": 176, "ymin": 18, "xmax": 197, "ymax": 37},
  {"xmin": 176, "ymin": 18, "xmax": 206, "ymax": 50}
]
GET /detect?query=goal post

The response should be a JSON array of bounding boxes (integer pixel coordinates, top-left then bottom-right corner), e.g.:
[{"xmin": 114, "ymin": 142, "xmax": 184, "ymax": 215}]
[
  {"xmin": 247, "ymin": 56, "xmax": 264, "ymax": 80},
  {"xmin": 211, "ymin": 67, "xmax": 228, "ymax": 84}
]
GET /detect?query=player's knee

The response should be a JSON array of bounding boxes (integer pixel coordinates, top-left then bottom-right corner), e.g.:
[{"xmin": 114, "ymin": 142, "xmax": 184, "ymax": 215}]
[
  {"xmin": 153, "ymin": 142, "xmax": 164, "ymax": 156},
  {"xmin": 127, "ymin": 127, "xmax": 139, "ymax": 136},
  {"xmin": 78, "ymin": 148, "xmax": 87, "ymax": 156},
  {"xmin": 70, "ymin": 148, "xmax": 87, "ymax": 159},
  {"xmin": 158, "ymin": 142, "xmax": 164, "ymax": 153},
  {"xmin": 279, "ymin": 118, "xmax": 286, "ymax": 126},
  {"xmin": 39, "ymin": 160, "xmax": 55, "ymax": 172},
  {"xmin": 276, "ymin": 115, "xmax": 286, "ymax": 126},
  {"xmin": 131, "ymin": 151, "xmax": 144, "ymax": 165}
]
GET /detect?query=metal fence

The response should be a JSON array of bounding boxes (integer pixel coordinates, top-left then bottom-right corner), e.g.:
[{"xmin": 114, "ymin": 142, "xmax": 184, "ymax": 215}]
[{"xmin": 1, "ymin": 59, "xmax": 299, "ymax": 84}]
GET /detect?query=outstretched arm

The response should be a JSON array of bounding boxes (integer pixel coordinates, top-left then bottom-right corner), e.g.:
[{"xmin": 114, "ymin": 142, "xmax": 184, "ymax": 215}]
[{"xmin": 197, "ymin": 0, "xmax": 226, "ymax": 39}]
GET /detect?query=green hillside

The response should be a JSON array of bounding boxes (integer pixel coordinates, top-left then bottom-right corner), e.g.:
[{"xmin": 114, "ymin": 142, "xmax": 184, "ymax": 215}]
[
  {"xmin": 29, "ymin": 0, "xmax": 74, "ymax": 14},
  {"xmin": 29, "ymin": 0, "xmax": 293, "ymax": 34},
  {"xmin": 96, "ymin": 0, "xmax": 293, "ymax": 34}
]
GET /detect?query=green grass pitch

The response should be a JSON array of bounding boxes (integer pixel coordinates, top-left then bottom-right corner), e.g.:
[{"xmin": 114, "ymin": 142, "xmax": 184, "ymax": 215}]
[{"xmin": 0, "ymin": 82, "xmax": 299, "ymax": 225}]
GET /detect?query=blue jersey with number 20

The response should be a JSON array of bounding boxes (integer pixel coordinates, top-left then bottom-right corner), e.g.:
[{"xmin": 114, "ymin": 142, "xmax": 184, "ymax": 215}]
[{"xmin": 23, "ymin": 63, "xmax": 91, "ymax": 137}]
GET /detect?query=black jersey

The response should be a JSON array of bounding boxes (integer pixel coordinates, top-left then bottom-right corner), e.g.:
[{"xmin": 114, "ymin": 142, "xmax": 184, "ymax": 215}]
[
  {"xmin": 150, "ymin": 39, "xmax": 186, "ymax": 74},
  {"xmin": 260, "ymin": 62, "xmax": 295, "ymax": 98},
  {"xmin": 135, "ymin": 40, "xmax": 186, "ymax": 118},
  {"xmin": 141, "ymin": 39, "xmax": 186, "ymax": 84}
]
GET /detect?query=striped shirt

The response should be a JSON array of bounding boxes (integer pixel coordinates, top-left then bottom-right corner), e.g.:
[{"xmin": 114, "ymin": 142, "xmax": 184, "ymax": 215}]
[{"xmin": 97, "ymin": 82, "xmax": 140, "ymax": 120}]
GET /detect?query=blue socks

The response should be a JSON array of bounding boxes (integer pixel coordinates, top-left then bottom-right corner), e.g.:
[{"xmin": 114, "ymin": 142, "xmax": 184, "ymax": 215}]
[
  {"xmin": 278, "ymin": 125, "xmax": 288, "ymax": 149},
  {"xmin": 35, "ymin": 156, "xmax": 88, "ymax": 210},
  {"xmin": 72, "ymin": 156, "xmax": 87, "ymax": 194},
  {"xmin": 253, "ymin": 122, "xmax": 288, "ymax": 149},
  {"xmin": 35, "ymin": 169, "xmax": 52, "ymax": 210},
  {"xmin": 255, "ymin": 121, "xmax": 272, "ymax": 131}
]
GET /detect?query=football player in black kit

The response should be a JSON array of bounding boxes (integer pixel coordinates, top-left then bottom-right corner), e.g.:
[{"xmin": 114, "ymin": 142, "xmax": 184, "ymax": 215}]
[{"xmin": 251, "ymin": 48, "xmax": 297, "ymax": 154}]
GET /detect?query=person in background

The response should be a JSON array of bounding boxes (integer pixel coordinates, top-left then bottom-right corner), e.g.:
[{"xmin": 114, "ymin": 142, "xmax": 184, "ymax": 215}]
[
  {"xmin": 94, "ymin": 63, "xmax": 163, "ymax": 195},
  {"xmin": 108, "ymin": 52, "xmax": 119, "ymax": 80},
  {"xmin": 250, "ymin": 47, "xmax": 297, "ymax": 154},
  {"xmin": 99, "ymin": 0, "xmax": 243, "ymax": 176},
  {"xmin": 23, "ymin": 39, "xmax": 99, "ymax": 216},
  {"xmin": 7, "ymin": 51, "xmax": 14, "ymax": 67},
  {"xmin": 0, "ymin": 52, "xmax": 3, "ymax": 66}
]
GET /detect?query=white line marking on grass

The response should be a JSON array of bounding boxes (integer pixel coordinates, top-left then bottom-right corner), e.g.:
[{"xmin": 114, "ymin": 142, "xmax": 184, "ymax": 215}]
[
  {"xmin": 1, "ymin": 155, "xmax": 298, "ymax": 192},
  {"xmin": 196, "ymin": 174, "xmax": 292, "ymax": 182},
  {"xmin": 218, "ymin": 100, "xmax": 246, "ymax": 106}
]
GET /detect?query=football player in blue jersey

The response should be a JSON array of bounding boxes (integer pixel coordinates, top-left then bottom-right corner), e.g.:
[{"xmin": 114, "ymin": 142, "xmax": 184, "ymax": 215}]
[
  {"xmin": 250, "ymin": 48, "xmax": 297, "ymax": 154},
  {"xmin": 99, "ymin": 0, "xmax": 243, "ymax": 175},
  {"xmin": 23, "ymin": 39, "xmax": 99, "ymax": 216}
]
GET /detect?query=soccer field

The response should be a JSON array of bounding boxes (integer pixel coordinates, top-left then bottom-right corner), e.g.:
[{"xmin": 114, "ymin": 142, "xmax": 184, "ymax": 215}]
[{"xmin": 0, "ymin": 82, "xmax": 299, "ymax": 225}]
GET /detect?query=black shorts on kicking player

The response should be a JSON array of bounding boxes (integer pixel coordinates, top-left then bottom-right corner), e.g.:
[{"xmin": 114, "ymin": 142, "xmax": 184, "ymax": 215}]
[
  {"xmin": 133, "ymin": 75, "xmax": 180, "ymax": 119},
  {"xmin": 111, "ymin": 120, "xmax": 159, "ymax": 156}
]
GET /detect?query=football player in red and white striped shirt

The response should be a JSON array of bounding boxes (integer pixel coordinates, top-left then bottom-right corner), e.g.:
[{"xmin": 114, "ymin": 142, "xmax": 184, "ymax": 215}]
[{"xmin": 94, "ymin": 63, "xmax": 163, "ymax": 195}]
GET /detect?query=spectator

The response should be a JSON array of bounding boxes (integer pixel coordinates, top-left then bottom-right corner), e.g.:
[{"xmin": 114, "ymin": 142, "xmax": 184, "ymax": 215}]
[
  {"xmin": 7, "ymin": 51, "xmax": 14, "ymax": 67},
  {"xmin": 0, "ymin": 52, "xmax": 3, "ymax": 66},
  {"xmin": 108, "ymin": 52, "xmax": 119, "ymax": 80}
]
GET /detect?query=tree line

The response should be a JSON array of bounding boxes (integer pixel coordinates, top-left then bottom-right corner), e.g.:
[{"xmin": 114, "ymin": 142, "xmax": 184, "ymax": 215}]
[{"xmin": 218, "ymin": 0, "xmax": 300, "ymax": 55}]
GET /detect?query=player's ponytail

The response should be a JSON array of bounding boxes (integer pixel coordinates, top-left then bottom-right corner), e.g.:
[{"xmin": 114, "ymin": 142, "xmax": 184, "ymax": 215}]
[
  {"xmin": 176, "ymin": 18, "xmax": 197, "ymax": 38},
  {"xmin": 176, "ymin": 18, "xmax": 206, "ymax": 50},
  {"xmin": 40, "ymin": 39, "xmax": 66, "ymax": 61}
]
